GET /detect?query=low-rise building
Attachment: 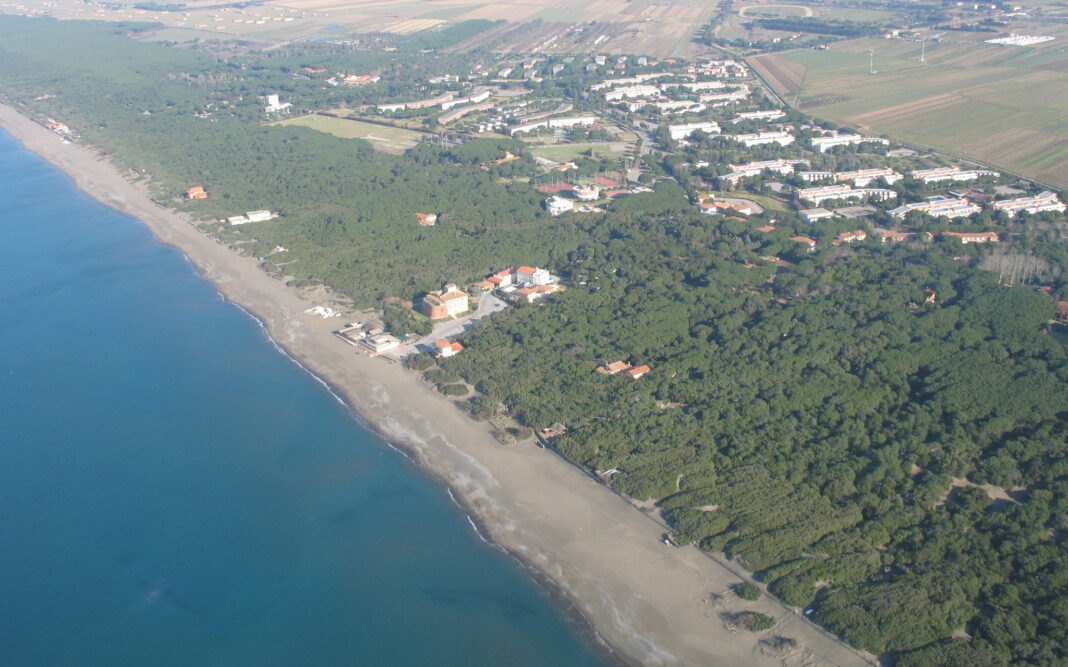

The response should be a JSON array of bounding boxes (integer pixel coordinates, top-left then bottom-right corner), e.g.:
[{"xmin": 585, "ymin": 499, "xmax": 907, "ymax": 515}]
[
  {"xmin": 604, "ymin": 85, "xmax": 662, "ymax": 101},
  {"xmin": 727, "ymin": 131, "xmax": 794, "ymax": 147},
  {"xmin": 797, "ymin": 184, "xmax": 863, "ymax": 206},
  {"xmin": 992, "ymin": 191, "xmax": 1065, "ymax": 217},
  {"xmin": 377, "ymin": 102, "xmax": 406, "ymax": 113},
  {"xmin": 798, "ymin": 171, "xmax": 834, "ymax": 182},
  {"xmin": 668, "ymin": 121, "xmax": 721, "ymax": 141},
  {"xmin": 874, "ymin": 229, "xmax": 915, "ymax": 243},
  {"xmin": 835, "ymin": 168, "xmax": 903, "ymax": 186},
  {"xmin": 264, "ymin": 94, "xmax": 291, "ymax": 114},
  {"xmin": 421, "ymin": 284, "xmax": 470, "ymax": 319},
  {"xmin": 910, "ymin": 166, "xmax": 999, "ymax": 183},
  {"xmin": 433, "ymin": 339, "xmax": 464, "ymax": 358},
  {"xmin": 833, "ymin": 229, "xmax": 868, "ymax": 245},
  {"xmin": 810, "ymin": 132, "xmax": 888, "ymax": 152},
  {"xmin": 800, "ymin": 208, "xmax": 835, "ymax": 224},
  {"xmin": 889, "ymin": 199, "xmax": 980, "ymax": 219},
  {"xmin": 597, "ymin": 360, "xmax": 632, "ymax": 375},
  {"xmin": 415, "ymin": 212, "xmax": 437, "ymax": 226},
  {"xmin": 184, "ymin": 186, "xmax": 207, "ymax": 200},
  {"xmin": 515, "ymin": 266, "xmax": 553, "ymax": 286},
  {"xmin": 942, "ymin": 231, "xmax": 1000, "ymax": 244},
  {"xmin": 544, "ymin": 195, "xmax": 574, "ymax": 216},
  {"xmin": 730, "ymin": 110, "xmax": 785, "ymax": 123},
  {"xmin": 573, "ymin": 184, "xmax": 600, "ymax": 201},
  {"xmin": 359, "ymin": 333, "xmax": 401, "ymax": 355},
  {"xmin": 627, "ymin": 365, "xmax": 651, "ymax": 380},
  {"xmin": 791, "ymin": 235, "xmax": 817, "ymax": 250}
]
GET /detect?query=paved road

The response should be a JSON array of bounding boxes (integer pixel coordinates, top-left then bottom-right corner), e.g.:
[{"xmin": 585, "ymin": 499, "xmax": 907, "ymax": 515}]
[{"xmin": 388, "ymin": 291, "xmax": 508, "ymax": 359}]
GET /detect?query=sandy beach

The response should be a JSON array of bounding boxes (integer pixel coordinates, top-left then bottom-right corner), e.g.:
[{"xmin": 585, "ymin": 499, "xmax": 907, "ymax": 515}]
[{"xmin": 0, "ymin": 102, "xmax": 875, "ymax": 667}]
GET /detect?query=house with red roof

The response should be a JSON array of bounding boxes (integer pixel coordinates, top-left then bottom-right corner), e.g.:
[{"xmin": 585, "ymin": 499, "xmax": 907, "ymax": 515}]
[
  {"xmin": 415, "ymin": 212, "xmax": 437, "ymax": 226},
  {"xmin": 942, "ymin": 231, "xmax": 1000, "ymax": 244},
  {"xmin": 597, "ymin": 360, "xmax": 632, "ymax": 375},
  {"xmin": 627, "ymin": 365, "xmax": 651, "ymax": 380},
  {"xmin": 433, "ymin": 340, "xmax": 464, "ymax": 358}
]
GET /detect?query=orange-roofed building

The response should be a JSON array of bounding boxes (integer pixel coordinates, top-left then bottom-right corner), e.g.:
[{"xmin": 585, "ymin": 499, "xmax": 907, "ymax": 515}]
[
  {"xmin": 420, "ymin": 284, "xmax": 469, "ymax": 319},
  {"xmin": 790, "ymin": 236, "xmax": 817, "ymax": 250},
  {"xmin": 184, "ymin": 186, "xmax": 207, "ymax": 200},
  {"xmin": 597, "ymin": 360, "xmax": 632, "ymax": 375},
  {"xmin": 415, "ymin": 212, "xmax": 438, "ymax": 226},
  {"xmin": 627, "ymin": 364, "xmax": 651, "ymax": 379},
  {"xmin": 756, "ymin": 225, "xmax": 775, "ymax": 233},
  {"xmin": 433, "ymin": 339, "xmax": 464, "ymax": 358}
]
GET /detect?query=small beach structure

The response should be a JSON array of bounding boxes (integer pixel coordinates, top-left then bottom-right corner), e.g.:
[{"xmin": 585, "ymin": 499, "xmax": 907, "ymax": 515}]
[
  {"xmin": 541, "ymin": 422, "xmax": 567, "ymax": 438},
  {"xmin": 227, "ymin": 210, "xmax": 274, "ymax": 226},
  {"xmin": 359, "ymin": 333, "xmax": 402, "ymax": 355}
]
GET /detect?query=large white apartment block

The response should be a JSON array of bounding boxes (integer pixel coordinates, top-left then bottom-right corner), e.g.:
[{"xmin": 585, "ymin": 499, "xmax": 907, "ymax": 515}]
[
  {"xmin": 674, "ymin": 81, "xmax": 726, "ymax": 92},
  {"xmin": 889, "ymin": 199, "xmax": 981, "ymax": 219},
  {"xmin": 727, "ymin": 131, "xmax": 794, "ymax": 147},
  {"xmin": 799, "ymin": 171, "xmax": 834, "ymax": 182},
  {"xmin": 604, "ymin": 85, "xmax": 662, "ymax": 101},
  {"xmin": 589, "ymin": 73, "xmax": 684, "ymax": 92},
  {"xmin": 836, "ymin": 168, "xmax": 903, "ymax": 186},
  {"xmin": 798, "ymin": 184, "xmax": 864, "ymax": 205},
  {"xmin": 910, "ymin": 166, "xmax": 1000, "ymax": 183},
  {"xmin": 730, "ymin": 109, "xmax": 786, "ymax": 123},
  {"xmin": 669, "ymin": 121, "xmax": 722, "ymax": 140},
  {"xmin": 992, "ymin": 191, "xmax": 1066, "ymax": 217},
  {"xmin": 810, "ymin": 133, "xmax": 889, "ymax": 152},
  {"xmin": 547, "ymin": 115, "xmax": 597, "ymax": 128},
  {"xmin": 722, "ymin": 159, "xmax": 807, "ymax": 185},
  {"xmin": 698, "ymin": 87, "xmax": 749, "ymax": 103}
]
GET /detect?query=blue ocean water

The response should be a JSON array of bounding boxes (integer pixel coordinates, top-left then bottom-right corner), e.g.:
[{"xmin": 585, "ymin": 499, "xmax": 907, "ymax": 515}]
[{"xmin": 0, "ymin": 130, "xmax": 605, "ymax": 666}]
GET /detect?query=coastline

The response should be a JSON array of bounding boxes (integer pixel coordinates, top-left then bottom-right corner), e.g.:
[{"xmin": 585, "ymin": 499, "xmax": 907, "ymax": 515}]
[{"xmin": 0, "ymin": 102, "xmax": 875, "ymax": 667}]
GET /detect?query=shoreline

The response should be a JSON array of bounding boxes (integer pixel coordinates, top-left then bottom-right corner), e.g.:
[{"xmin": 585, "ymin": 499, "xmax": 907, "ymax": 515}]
[{"xmin": 0, "ymin": 101, "xmax": 875, "ymax": 667}]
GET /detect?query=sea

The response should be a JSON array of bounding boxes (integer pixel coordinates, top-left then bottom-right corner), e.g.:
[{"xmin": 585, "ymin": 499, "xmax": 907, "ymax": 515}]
[{"xmin": 0, "ymin": 129, "xmax": 606, "ymax": 666}]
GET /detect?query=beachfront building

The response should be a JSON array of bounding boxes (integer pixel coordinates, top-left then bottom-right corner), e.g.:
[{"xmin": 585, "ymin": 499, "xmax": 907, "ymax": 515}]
[
  {"xmin": 835, "ymin": 168, "xmax": 903, "ymax": 187},
  {"xmin": 942, "ymin": 231, "xmax": 1000, "ymax": 244},
  {"xmin": 992, "ymin": 191, "xmax": 1065, "ymax": 217},
  {"xmin": 433, "ymin": 340, "xmax": 464, "ymax": 358},
  {"xmin": 359, "ymin": 333, "xmax": 402, "ymax": 355},
  {"xmin": 668, "ymin": 121, "xmax": 721, "ymax": 141},
  {"xmin": 909, "ymin": 166, "xmax": 999, "ymax": 183},
  {"xmin": 545, "ymin": 196, "xmax": 574, "ymax": 216},
  {"xmin": 726, "ymin": 131, "xmax": 794, "ymax": 147},
  {"xmin": 810, "ymin": 133, "xmax": 888, "ymax": 153},
  {"xmin": 421, "ymin": 284, "xmax": 469, "ymax": 320},
  {"xmin": 227, "ymin": 210, "xmax": 274, "ymax": 226},
  {"xmin": 889, "ymin": 199, "xmax": 981, "ymax": 219}
]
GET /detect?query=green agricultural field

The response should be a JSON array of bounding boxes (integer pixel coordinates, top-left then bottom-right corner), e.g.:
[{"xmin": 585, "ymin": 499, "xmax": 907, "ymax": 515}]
[
  {"xmin": 760, "ymin": 36, "xmax": 1068, "ymax": 188},
  {"xmin": 272, "ymin": 115, "xmax": 423, "ymax": 153}
]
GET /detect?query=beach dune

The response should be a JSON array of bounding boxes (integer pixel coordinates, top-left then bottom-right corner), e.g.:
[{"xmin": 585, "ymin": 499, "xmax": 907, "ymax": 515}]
[{"xmin": 0, "ymin": 102, "xmax": 873, "ymax": 667}]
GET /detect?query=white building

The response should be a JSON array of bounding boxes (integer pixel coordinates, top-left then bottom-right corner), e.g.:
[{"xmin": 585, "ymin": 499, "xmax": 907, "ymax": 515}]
[
  {"xmin": 573, "ymin": 184, "xmax": 600, "ymax": 201},
  {"xmin": 836, "ymin": 168, "xmax": 903, "ymax": 186},
  {"xmin": 544, "ymin": 196, "xmax": 574, "ymax": 216},
  {"xmin": 910, "ymin": 166, "xmax": 999, "ymax": 183},
  {"xmin": 727, "ymin": 131, "xmax": 794, "ymax": 147},
  {"xmin": 547, "ymin": 115, "xmax": 597, "ymax": 128},
  {"xmin": 799, "ymin": 171, "xmax": 834, "ymax": 182},
  {"xmin": 668, "ymin": 121, "xmax": 721, "ymax": 141},
  {"xmin": 604, "ymin": 85, "xmax": 662, "ymax": 101},
  {"xmin": 377, "ymin": 102, "xmax": 406, "ymax": 113},
  {"xmin": 810, "ymin": 133, "xmax": 888, "ymax": 153},
  {"xmin": 889, "ymin": 199, "xmax": 981, "ymax": 219},
  {"xmin": 515, "ymin": 266, "xmax": 554, "ymax": 286},
  {"xmin": 264, "ymin": 94, "xmax": 291, "ymax": 114},
  {"xmin": 359, "ymin": 334, "xmax": 402, "ymax": 355},
  {"xmin": 798, "ymin": 184, "xmax": 864, "ymax": 206},
  {"xmin": 800, "ymin": 208, "xmax": 835, "ymax": 223},
  {"xmin": 992, "ymin": 191, "xmax": 1065, "ymax": 217},
  {"xmin": 730, "ymin": 110, "xmax": 785, "ymax": 123}
]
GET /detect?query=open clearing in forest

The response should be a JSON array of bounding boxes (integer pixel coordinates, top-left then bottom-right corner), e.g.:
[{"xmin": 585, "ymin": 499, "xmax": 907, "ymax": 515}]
[
  {"xmin": 758, "ymin": 36, "xmax": 1068, "ymax": 188},
  {"xmin": 273, "ymin": 115, "xmax": 422, "ymax": 154}
]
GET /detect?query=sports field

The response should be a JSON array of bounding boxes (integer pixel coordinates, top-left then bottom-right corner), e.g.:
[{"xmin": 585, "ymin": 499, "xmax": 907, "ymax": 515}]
[
  {"xmin": 272, "ymin": 115, "xmax": 423, "ymax": 154},
  {"xmin": 755, "ymin": 36, "xmax": 1068, "ymax": 188},
  {"xmin": 529, "ymin": 141, "xmax": 630, "ymax": 163}
]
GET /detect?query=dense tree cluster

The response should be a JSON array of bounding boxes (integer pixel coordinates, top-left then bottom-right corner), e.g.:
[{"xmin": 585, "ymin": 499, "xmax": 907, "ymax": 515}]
[{"xmin": 2, "ymin": 16, "xmax": 1066, "ymax": 664}]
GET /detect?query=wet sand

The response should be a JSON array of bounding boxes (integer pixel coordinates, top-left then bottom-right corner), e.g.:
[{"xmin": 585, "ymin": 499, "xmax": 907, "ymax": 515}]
[{"xmin": 0, "ymin": 102, "xmax": 875, "ymax": 667}]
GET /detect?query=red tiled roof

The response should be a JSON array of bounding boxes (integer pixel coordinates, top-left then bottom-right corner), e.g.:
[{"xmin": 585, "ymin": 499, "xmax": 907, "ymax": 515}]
[
  {"xmin": 627, "ymin": 364, "xmax": 651, "ymax": 378},
  {"xmin": 517, "ymin": 266, "xmax": 536, "ymax": 274}
]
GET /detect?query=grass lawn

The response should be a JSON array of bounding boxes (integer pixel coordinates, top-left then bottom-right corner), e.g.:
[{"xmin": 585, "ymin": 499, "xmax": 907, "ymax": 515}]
[
  {"xmin": 529, "ymin": 142, "xmax": 629, "ymax": 162},
  {"xmin": 272, "ymin": 115, "xmax": 423, "ymax": 153}
]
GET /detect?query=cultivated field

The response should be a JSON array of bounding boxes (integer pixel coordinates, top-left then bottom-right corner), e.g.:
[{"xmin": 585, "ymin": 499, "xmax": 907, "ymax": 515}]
[
  {"xmin": 272, "ymin": 115, "xmax": 423, "ymax": 154},
  {"xmin": 4, "ymin": 0, "xmax": 724, "ymax": 57},
  {"xmin": 758, "ymin": 35, "xmax": 1068, "ymax": 188}
]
